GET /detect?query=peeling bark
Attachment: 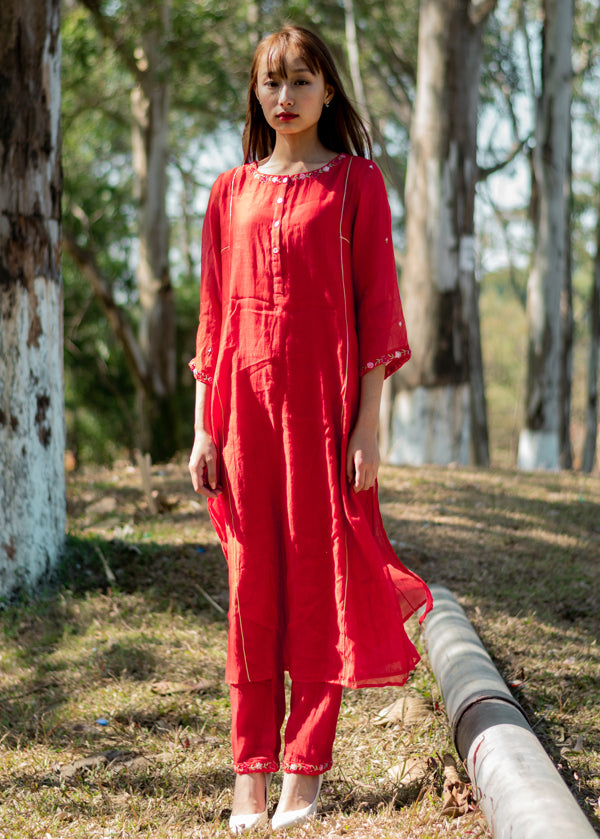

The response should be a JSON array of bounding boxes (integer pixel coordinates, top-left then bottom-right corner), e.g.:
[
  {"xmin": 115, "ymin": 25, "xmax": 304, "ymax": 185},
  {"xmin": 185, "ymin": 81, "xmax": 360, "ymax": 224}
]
[
  {"xmin": 395, "ymin": 0, "xmax": 493, "ymax": 465},
  {"xmin": 518, "ymin": 0, "xmax": 573, "ymax": 471},
  {"xmin": 0, "ymin": 0, "xmax": 64, "ymax": 596}
]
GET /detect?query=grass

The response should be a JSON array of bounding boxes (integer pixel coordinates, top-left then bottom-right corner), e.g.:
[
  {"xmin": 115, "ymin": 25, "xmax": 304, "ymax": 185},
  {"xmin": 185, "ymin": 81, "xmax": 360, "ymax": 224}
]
[{"xmin": 0, "ymin": 458, "xmax": 599, "ymax": 837}]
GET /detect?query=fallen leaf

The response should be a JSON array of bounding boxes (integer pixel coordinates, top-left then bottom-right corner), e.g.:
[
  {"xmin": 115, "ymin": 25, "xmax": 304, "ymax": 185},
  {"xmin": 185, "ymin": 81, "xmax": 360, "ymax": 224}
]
[
  {"xmin": 387, "ymin": 755, "xmax": 432, "ymax": 786},
  {"xmin": 375, "ymin": 692, "xmax": 433, "ymax": 728},
  {"xmin": 560, "ymin": 733, "xmax": 584, "ymax": 757},
  {"xmin": 440, "ymin": 753, "xmax": 474, "ymax": 818},
  {"xmin": 58, "ymin": 750, "xmax": 151, "ymax": 779},
  {"xmin": 151, "ymin": 679, "xmax": 212, "ymax": 696}
]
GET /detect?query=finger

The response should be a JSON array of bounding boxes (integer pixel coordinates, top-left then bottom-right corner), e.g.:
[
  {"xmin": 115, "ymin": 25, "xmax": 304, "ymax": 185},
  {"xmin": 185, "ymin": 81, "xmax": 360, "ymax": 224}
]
[
  {"xmin": 353, "ymin": 459, "xmax": 366, "ymax": 492},
  {"xmin": 346, "ymin": 450, "xmax": 355, "ymax": 484},
  {"xmin": 196, "ymin": 484, "xmax": 221, "ymax": 499},
  {"xmin": 189, "ymin": 462, "xmax": 204, "ymax": 494},
  {"xmin": 205, "ymin": 453, "xmax": 218, "ymax": 490}
]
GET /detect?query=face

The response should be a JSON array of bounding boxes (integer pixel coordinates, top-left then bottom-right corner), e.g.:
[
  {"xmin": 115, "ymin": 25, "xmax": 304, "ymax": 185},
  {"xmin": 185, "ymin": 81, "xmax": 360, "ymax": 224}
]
[{"xmin": 254, "ymin": 47, "xmax": 334, "ymax": 140}]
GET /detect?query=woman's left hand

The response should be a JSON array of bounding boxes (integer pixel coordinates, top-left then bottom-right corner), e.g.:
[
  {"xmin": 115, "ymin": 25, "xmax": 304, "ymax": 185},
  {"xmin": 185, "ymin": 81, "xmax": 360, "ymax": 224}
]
[{"xmin": 346, "ymin": 424, "xmax": 380, "ymax": 493}]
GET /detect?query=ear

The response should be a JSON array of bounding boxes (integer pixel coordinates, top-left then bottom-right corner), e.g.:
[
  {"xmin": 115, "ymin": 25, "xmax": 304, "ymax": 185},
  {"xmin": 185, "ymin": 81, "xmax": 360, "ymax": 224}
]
[{"xmin": 325, "ymin": 83, "xmax": 334, "ymax": 106}]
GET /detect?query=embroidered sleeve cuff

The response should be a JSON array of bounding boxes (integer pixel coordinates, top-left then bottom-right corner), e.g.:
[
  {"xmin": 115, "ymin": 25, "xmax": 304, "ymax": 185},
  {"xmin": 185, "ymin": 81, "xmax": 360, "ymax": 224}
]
[
  {"xmin": 360, "ymin": 348, "xmax": 411, "ymax": 378},
  {"xmin": 188, "ymin": 359, "xmax": 214, "ymax": 384}
]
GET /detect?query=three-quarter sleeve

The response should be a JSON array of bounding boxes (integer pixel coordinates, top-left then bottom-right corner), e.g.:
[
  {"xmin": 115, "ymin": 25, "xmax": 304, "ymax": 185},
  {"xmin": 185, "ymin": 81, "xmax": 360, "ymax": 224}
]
[
  {"xmin": 189, "ymin": 175, "xmax": 225, "ymax": 384},
  {"xmin": 351, "ymin": 162, "xmax": 410, "ymax": 378}
]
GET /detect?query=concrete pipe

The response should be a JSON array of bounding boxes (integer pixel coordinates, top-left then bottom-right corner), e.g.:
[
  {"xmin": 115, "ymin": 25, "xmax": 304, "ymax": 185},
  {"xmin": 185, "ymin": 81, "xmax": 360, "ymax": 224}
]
[{"xmin": 423, "ymin": 584, "xmax": 596, "ymax": 839}]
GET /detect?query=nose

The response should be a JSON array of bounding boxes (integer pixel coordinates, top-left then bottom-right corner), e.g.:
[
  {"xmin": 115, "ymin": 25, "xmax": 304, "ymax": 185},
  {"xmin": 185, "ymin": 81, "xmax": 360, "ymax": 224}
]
[{"xmin": 278, "ymin": 83, "xmax": 294, "ymax": 107}]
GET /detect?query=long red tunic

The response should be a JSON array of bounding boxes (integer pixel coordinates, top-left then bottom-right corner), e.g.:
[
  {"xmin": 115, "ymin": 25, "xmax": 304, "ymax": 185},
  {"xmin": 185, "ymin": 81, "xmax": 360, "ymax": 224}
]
[{"xmin": 191, "ymin": 153, "xmax": 432, "ymax": 688}]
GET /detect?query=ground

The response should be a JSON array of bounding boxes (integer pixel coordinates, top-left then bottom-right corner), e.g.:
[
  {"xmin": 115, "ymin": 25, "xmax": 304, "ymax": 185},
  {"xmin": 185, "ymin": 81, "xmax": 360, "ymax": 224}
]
[{"xmin": 0, "ymin": 459, "xmax": 598, "ymax": 838}]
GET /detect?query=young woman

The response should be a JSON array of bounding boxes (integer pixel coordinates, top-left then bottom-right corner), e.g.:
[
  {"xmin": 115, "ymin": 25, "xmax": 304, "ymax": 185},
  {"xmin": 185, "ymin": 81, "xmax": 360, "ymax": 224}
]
[{"xmin": 188, "ymin": 25, "xmax": 432, "ymax": 834}]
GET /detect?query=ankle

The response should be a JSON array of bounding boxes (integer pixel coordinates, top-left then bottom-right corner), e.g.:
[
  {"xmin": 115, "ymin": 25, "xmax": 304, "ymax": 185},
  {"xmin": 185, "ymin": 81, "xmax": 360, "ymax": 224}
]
[
  {"xmin": 279, "ymin": 772, "xmax": 320, "ymax": 810},
  {"xmin": 231, "ymin": 772, "xmax": 270, "ymax": 816}
]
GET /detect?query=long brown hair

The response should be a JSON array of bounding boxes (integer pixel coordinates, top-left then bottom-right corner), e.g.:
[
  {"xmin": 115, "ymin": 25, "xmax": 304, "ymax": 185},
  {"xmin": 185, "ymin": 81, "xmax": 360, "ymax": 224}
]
[{"xmin": 242, "ymin": 25, "xmax": 372, "ymax": 163}]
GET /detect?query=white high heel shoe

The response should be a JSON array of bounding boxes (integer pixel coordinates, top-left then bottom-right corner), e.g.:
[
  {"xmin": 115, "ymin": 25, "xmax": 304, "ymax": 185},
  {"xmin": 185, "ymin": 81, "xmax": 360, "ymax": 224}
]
[
  {"xmin": 271, "ymin": 774, "xmax": 322, "ymax": 831},
  {"xmin": 229, "ymin": 773, "xmax": 272, "ymax": 835}
]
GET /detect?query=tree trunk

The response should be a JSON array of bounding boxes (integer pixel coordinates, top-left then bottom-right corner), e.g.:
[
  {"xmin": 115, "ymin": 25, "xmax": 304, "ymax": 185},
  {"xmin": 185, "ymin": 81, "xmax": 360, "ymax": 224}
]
[
  {"xmin": 391, "ymin": 0, "xmax": 492, "ymax": 466},
  {"xmin": 0, "ymin": 0, "xmax": 64, "ymax": 596},
  {"xmin": 582, "ymin": 198, "xmax": 600, "ymax": 473},
  {"xmin": 131, "ymin": 0, "xmax": 177, "ymax": 460},
  {"xmin": 517, "ymin": 0, "xmax": 573, "ymax": 470},
  {"xmin": 344, "ymin": 0, "xmax": 369, "ymax": 121},
  {"xmin": 559, "ymin": 124, "xmax": 573, "ymax": 469}
]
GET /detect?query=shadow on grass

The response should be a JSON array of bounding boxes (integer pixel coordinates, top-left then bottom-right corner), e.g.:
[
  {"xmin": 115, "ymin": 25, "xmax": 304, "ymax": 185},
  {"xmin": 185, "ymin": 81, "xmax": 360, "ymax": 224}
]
[
  {"xmin": 1, "ymin": 463, "xmax": 599, "ymax": 833},
  {"xmin": 0, "ymin": 533, "xmax": 230, "ymax": 745}
]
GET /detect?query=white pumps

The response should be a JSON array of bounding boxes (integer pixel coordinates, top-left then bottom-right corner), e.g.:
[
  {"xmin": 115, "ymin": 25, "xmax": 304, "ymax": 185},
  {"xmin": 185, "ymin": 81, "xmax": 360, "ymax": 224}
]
[
  {"xmin": 271, "ymin": 774, "xmax": 322, "ymax": 831},
  {"xmin": 229, "ymin": 773, "xmax": 273, "ymax": 835}
]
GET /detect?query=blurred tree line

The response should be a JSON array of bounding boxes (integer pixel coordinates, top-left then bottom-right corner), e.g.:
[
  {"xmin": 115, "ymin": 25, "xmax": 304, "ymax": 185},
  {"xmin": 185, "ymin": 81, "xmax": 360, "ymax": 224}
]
[{"xmin": 60, "ymin": 0, "xmax": 600, "ymax": 470}]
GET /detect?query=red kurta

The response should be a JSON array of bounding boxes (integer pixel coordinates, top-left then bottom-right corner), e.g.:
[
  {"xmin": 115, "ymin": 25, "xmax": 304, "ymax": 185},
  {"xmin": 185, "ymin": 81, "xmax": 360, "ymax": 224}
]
[{"xmin": 190, "ymin": 153, "xmax": 432, "ymax": 688}]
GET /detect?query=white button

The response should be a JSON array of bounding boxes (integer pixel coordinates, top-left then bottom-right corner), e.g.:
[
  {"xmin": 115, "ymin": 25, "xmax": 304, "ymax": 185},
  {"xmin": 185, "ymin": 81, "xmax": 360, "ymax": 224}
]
[
  {"xmin": 273, "ymin": 220, "xmax": 280, "ymax": 227},
  {"xmin": 273, "ymin": 247, "xmax": 279, "ymax": 254},
  {"xmin": 276, "ymin": 197, "xmax": 283, "ymax": 204}
]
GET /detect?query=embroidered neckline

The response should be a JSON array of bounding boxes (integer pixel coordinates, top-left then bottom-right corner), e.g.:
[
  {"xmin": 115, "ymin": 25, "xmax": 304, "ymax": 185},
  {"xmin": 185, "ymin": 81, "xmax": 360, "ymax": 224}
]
[{"xmin": 249, "ymin": 153, "xmax": 346, "ymax": 184}]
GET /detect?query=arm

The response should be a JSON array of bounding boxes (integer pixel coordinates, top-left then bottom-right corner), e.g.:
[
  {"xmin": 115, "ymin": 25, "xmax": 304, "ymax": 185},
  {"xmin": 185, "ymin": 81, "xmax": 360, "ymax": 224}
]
[
  {"xmin": 188, "ymin": 379, "xmax": 221, "ymax": 499},
  {"xmin": 346, "ymin": 364, "xmax": 385, "ymax": 493}
]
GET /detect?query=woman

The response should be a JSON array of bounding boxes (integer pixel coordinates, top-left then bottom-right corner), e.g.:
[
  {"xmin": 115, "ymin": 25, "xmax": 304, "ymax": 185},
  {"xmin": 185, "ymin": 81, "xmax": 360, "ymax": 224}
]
[{"xmin": 189, "ymin": 24, "xmax": 432, "ymax": 833}]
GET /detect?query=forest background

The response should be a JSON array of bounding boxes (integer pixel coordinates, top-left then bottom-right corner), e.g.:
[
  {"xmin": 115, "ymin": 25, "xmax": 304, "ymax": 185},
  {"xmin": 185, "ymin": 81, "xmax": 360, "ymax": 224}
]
[
  {"xmin": 58, "ymin": 0, "xmax": 600, "ymax": 473},
  {"xmin": 2, "ymin": 3, "xmax": 600, "ymax": 835}
]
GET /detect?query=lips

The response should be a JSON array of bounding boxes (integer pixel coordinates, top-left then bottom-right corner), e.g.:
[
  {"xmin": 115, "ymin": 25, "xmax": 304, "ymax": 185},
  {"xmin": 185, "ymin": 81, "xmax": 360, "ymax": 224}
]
[{"xmin": 277, "ymin": 113, "xmax": 298, "ymax": 121}]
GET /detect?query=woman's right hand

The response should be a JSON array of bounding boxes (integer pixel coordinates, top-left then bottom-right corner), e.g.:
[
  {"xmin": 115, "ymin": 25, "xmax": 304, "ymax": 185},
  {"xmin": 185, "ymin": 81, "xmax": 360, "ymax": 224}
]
[{"xmin": 189, "ymin": 429, "xmax": 222, "ymax": 498}]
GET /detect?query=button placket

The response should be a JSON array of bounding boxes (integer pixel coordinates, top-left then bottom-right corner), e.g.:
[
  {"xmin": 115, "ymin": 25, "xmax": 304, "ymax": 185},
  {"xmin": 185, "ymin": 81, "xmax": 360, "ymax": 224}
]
[{"xmin": 271, "ymin": 180, "xmax": 288, "ymax": 297}]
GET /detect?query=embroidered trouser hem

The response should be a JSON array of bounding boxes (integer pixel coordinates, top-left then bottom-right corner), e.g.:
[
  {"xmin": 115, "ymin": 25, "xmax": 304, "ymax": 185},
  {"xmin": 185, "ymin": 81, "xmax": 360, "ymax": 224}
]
[{"xmin": 230, "ymin": 676, "xmax": 343, "ymax": 775}]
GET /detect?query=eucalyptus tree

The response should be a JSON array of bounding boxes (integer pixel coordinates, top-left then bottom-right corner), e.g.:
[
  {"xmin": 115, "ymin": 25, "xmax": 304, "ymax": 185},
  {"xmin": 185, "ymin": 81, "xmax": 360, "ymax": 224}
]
[
  {"xmin": 574, "ymin": 0, "xmax": 600, "ymax": 473},
  {"xmin": 517, "ymin": 0, "xmax": 574, "ymax": 470},
  {"xmin": 583, "ymin": 207, "xmax": 600, "ymax": 472},
  {"xmin": 391, "ymin": 0, "xmax": 496, "ymax": 466},
  {"xmin": 0, "ymin": 0, "xmax": 64, "ymax": 596}
]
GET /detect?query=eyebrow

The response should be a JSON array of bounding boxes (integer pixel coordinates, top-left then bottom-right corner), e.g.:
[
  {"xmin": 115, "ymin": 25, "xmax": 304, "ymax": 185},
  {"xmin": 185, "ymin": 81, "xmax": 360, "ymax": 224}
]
[{"xmin": 265, "ymin": 63, "xmax": 314, "ymax": 77}]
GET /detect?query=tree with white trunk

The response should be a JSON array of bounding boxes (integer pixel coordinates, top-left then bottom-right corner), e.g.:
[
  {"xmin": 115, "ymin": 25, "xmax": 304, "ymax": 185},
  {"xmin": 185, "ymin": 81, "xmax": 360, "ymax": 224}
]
[
  {"xmin": 0, "ymin": 0, "xmax": 64, "ymax": 597},
  {"xmin": 392, "ymin": 0, "xmax": 495, "ymax": 466},
  {"xmin": 517, "ymin": 0, "xmax": 573, "ymax": 470}
]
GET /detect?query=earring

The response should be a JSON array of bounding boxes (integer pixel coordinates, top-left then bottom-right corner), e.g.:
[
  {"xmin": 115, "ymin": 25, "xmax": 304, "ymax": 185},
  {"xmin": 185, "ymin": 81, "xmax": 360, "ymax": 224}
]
[{"xmin": 325, "ymin": 100, "xmax": 331, "ymax": 108}]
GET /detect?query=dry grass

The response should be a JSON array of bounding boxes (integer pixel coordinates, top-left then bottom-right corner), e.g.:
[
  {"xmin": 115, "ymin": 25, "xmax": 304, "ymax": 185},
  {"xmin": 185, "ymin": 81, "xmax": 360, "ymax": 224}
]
[{"xmin": 0, "ymin": 459, "xmax": 598, "ymax": 837}]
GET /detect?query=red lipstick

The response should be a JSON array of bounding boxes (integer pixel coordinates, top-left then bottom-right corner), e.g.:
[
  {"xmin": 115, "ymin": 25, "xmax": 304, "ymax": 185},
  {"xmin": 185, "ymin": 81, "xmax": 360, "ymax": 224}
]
[{"xmin": 277, "ymin": 112, "xmax": 298, "ymax": 121}]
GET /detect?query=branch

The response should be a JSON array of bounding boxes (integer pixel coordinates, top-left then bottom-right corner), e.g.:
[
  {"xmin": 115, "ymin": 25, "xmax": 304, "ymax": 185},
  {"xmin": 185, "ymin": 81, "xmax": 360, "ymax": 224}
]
[
  {"xmin": 477, "ymin": 134, "xmax": 531, "ymax": 181},
  {"xmin": 479, "ymin": 184, "xmax": 527, "ymax": 309},
  {"xmin": 369, "ymin": 61, "xmax": 412, "ymax": 128},
  {"xmin": 63, "ymin": 230, "xmax": 150, "ymax": 397},
  {"xmin": 491, "ymin": 73, "xmax": 521, "ymax": 143}
]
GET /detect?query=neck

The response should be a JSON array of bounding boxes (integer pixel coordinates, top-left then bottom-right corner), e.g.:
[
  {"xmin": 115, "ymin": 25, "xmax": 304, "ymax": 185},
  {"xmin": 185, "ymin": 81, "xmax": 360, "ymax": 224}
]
[{"xmin": 269, "ymin": 131, "xmax": 331, "ymax": 168}]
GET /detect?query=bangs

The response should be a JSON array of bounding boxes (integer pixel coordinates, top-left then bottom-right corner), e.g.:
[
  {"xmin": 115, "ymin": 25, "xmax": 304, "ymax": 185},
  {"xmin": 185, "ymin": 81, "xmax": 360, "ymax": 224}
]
[{"xmin": 262, "ymin": 32, "xmax": 322, "ymax": 78}]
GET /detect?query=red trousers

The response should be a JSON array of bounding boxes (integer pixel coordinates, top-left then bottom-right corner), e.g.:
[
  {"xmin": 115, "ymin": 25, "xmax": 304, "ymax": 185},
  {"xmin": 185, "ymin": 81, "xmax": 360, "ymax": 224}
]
[{"xmin": 230, "ymin": 677, "xmax": 343, "ymax": 775}]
